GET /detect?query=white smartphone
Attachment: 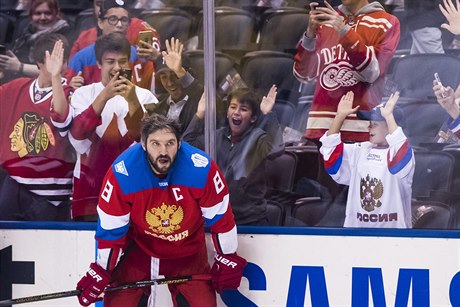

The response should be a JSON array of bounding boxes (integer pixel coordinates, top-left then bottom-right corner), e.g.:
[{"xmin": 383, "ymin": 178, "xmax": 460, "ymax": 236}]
[{"xmin": 434, "ymin": 73, "xmax": 446, "ymax": 98}]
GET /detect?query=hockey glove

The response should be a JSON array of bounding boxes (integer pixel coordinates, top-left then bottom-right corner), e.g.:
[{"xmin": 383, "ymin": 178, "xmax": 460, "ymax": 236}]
[
  {"xmin": 76, "ymin": 262, "xmax": 110, "ymax": 306},
  {"xmin": 211, "ymin": 253, "xmax": 247, "ymax": 293}
]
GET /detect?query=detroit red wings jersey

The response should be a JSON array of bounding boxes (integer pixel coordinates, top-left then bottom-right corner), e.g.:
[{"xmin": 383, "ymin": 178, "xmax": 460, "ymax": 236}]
[
  {"xmin": 0, "ymin": 78, "xmax": 75, "ymax": 205},
  {"xmin": 294, "ymin": 2, "xmax": 400, "ymax": 141},
  {"xmin": 320, "ymin": 127, "xmax": 415, "ymax": 228},
  {"xmin": 94, "ymin": 142, "xmax": 237, "ymax": 270}
]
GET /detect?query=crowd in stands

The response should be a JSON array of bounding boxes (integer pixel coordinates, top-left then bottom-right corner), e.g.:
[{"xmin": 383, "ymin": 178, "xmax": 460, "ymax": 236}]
[{"xmin": 0, "ymin": 0, "xmax": 460, "ymax": 230}]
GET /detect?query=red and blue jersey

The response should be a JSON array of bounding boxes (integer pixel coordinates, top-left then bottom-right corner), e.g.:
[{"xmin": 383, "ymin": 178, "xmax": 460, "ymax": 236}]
[
  {"xmin": 320, "ymin": 127, "xmax": 415, "ymax": 228},
  {"xmin": 95, "ymin": 142, "xmax": 237, "ymax": 270}
]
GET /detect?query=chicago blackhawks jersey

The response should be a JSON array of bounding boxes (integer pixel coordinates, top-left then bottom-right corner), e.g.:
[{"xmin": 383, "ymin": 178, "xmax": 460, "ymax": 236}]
[
  {"xmin": 320, "ymin": 127, "xmax": 415, "ymax": 228},
  {"xmin": 95, "ymin": 142, "xmax": 237, "ymax": 270},
  {"xmin": 0, "ymin": 78, "xmax": 74, "ymax": 205},
  {"xmin": 294, "ymin": 2, "xmax": 400, "ymax": 141}
]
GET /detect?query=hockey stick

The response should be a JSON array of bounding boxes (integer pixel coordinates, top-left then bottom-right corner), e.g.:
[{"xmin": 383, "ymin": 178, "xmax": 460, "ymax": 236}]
[{"xmin": 0, "ymin": 274, "xmax": 211, "ymax": 306}]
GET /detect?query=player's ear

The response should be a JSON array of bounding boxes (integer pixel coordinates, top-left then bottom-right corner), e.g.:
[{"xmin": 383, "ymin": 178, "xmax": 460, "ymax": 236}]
[{"xmin": 141, "ymin": 141, "xmax": 146, "ymax": 151}]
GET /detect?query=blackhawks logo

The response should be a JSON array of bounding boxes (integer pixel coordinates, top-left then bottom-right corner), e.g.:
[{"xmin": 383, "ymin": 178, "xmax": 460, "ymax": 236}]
[
  {"xmin": 9, "ymin": 112, "xmax": 55, "ymax": 158},
  {"xmin": 360, "ymin": 174, "xmax": 384, "ymax": 212},
  {"xmin": 145, "ymin": 203, "xmax": 184, "ymax": 234}
]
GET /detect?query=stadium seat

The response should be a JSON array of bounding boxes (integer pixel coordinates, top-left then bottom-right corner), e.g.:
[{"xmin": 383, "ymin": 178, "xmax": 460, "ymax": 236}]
[
  {"xmin": 197, "ymin": 6, "xmax": 257, "ymax": 56},
  {"xmin": 58, "ymin": 0, "xmax": 91, "ymax": 13},
  {"xmin": 0, "ymin": 13, "xmax": 15, "ymax": 45},
  {"xmin": 289, "ymin": 196, "xmax": 329, "ymax": 226},
  {"xmin": 141, "ymin": 8, "xmax": 194, "ymax": 45},
  {"xmin": 257, "ymin": 7, "xmax": 308, "ymax": 54},
  {"xmin": 389, "ymin": 54, "xmax": 460, "ymax": 99},
  {"xmin": 182, "ymin": 49, "xmax": 237, "ymax": 88},
  {"xmin": 265, "ymin": 151, "xmax": 298, "ymax": 193},
  {"xmin": 72, "ymin": 9, "xmax": 97, "ymax": 40},
  {"xmin": 412, "ymin": 200, "xmax": 453, "ymax": 229},
  {"xmin": 239, "ymin": 50, "xmax": 301, "ymax": 101},
  {"xmin": 273, "ymin": 99, "xmax": 296, "ymax": 127},
  {"xmin": 412, "ymin": 150, "xmax": 455, "ymax": 199},
  {"xmin": 398, "ymin": 98, "xmax": 449, "ymax": 147},
  {"xmin": 266, "ymin": 200, "xmax": 285, "ymax": 226}
]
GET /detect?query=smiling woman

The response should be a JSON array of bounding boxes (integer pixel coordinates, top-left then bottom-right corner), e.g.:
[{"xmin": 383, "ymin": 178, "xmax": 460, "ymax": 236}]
[{"xmin": 0, "ymin": 0, "xmax": 72, "ymax": 82}]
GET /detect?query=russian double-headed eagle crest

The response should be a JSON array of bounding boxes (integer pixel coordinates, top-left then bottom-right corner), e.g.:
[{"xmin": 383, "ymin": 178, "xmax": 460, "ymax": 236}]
[
  {"xmin": 145, "ymin": 203, "xmax": 184, "ymax": 234},
  {"xmin": 360, "ymin": 174, "xmax": 384, "ymax": 212}
]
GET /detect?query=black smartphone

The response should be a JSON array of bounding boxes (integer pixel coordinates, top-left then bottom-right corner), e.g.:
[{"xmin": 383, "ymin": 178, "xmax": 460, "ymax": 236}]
[
  {"xmin": 0, "ymin": 45, "xmax": 7, "ymax": 55},
  {"xmin": 316, "ymin": 0, "xmax": 327, "ymax": 7},
  {"xmin": 119, "ymin": 68, "xmax": 132, "ymax": 81}
]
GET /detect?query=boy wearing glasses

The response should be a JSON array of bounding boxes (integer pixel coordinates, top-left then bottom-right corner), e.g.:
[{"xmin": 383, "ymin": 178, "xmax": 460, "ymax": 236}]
[
  {"xmin": 65, "ymin": 0, "xmax": 159, "ymax": 91},
  {"xmin": 69, "ymin": 0, "xmax": 160, "ymax": 59}
]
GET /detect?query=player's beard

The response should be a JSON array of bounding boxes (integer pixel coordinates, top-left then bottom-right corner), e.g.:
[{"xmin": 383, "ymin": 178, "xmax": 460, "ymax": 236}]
[{"xmin": 147, "ymin": 153, "xmax": 173, "ymax": 175}]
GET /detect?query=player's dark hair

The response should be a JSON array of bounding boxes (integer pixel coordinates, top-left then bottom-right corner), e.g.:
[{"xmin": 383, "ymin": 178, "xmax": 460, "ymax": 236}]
[
  {"xmin": 141, "ymin": 114, "xmax": 182, "ymax": 145},
  {"xmin": 95, "ymin": 32, "xmax": 131, "ymax": 64},
  {"xmin": 33, "ymin": 33, "xmax": 70, "ymax": 64},
  {"xmin": 227, "ymin": 88, "xmax": 261, "ymax": 119}
]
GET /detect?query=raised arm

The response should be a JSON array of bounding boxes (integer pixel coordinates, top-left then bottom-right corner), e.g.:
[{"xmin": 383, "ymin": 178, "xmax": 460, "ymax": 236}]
[
  {"xmin": 380, "ymin": 91, "xmax": 400, "ymax": 134},
  {"xmin": 440, "ymin": 0, "xmax": 460, "ymax": 35},
  {"xmin": 327, "ymin": 91, "xmax": 359, "ymax": 135},
  {"xmin": 46, "ymin": 40, "xmax": 68, "ymax": 117}
]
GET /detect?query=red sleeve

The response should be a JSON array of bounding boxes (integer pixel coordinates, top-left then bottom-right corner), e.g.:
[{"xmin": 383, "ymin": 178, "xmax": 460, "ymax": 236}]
[{"xmin": 70, "ymin": 105, "xmax": 102, "ymax": 140}]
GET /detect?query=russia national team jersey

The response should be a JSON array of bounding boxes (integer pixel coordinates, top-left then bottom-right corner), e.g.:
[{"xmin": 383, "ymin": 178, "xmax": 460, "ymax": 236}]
[
  {"xmin": 95, "ymin": 142, "xmax": 237, "ymax": 266},
  {"xmin": 0, "ymin": 78, "xmax": 75, "ymax": 205},
  {"xmin": 320, "ymin": 127, "xmax": 415, "ymax": 228},
  {"xmin": 294, "ymin": 2, "xmax": 400, "ymax": 141}
]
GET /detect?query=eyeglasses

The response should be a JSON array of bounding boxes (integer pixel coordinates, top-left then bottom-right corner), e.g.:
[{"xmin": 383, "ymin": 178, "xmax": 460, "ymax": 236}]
[{"xmin": 102, "ymin": 15, "xmax": 130, "ymax": 26}]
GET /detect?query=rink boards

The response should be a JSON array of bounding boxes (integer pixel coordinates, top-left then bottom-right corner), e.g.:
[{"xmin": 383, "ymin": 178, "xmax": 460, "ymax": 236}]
[{"xmin": 1, "ymin": 222, "xmax": 459, "ymax": 307}]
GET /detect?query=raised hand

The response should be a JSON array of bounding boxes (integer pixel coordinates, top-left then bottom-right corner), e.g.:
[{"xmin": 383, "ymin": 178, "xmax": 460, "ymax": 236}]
[
  {"xmin": 45, "ymin": 40, "xmax": 64, "ymax": 78},
  {"xmin": 440, "ymin": 0, "xmax": 460, "ymax": 35},
  {"xmin": 260, "ymin": 84, "xmax": 277, "ymax": 115},
  {"xmin": 137, "ymin": 38, "xmax": 160, "ymax": 60},
  {"xmin": 161, "ymin": 37, "xmax": 184, "ymax": 76},
  {"xmin": 380, "ymin": 91, "xmax": 400, "ymax": 119},
  {"xmin": 433, "ymin": 80, "xmax": 459, "ymax": 119},
  {"xmin": 336, "ymin": 91, "xmax": 359, "ymax": 117}
]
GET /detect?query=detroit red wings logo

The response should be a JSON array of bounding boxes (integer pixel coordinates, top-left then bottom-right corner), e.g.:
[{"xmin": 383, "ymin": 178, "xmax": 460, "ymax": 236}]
[
  {"xmin": 360, "ymin": 174, "xmax": 384, "ymax": 212},
  {"xmin": 320, "ymin": 62, "xmax": 358, "ymax": 91}
]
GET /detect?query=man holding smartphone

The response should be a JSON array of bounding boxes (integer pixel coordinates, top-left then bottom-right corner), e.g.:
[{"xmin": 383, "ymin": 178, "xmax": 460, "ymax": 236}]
[
  {"xmin": 68, "ymin": 32, "xmax": 159, "ymax": 221},
  {"xmin": 294, "ymin": 0, "xmax": 401, "ymax": 143},
  {"xmin": 65, "ymin": 0, "xmax": 158, "ymax": 91}
]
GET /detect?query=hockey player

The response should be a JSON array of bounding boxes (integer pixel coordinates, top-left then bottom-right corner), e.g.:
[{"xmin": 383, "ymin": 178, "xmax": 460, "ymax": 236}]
[
  {"xmin": 294, "ymin": 0, "xmax": 400, "ymax": 142},
  {"xmin": 69, "ymin": 33, "xmax": 158, "ymax": 221},
  {"xmin": 319, "ymin": 91, "xmax": 415, "ymax": 228},
  {"xmin": 0, "ymin": 33, "xmax": 74, "ymax": 220},
  {"xmin": 76, "ymin": 114, "xmax": 247, "ymax": 306}
]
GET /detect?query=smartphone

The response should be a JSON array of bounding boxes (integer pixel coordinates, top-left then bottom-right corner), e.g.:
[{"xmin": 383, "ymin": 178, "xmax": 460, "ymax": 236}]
[
  {"xmin": 119, "ymin": 68, "xmax": 132, "ymax": 81},
  {"xmin": 434, "ymin": 72, "xmax": 446, "ymax": 98},
  {"xmin": 316, "ymin": 0, "xmax": 327, "ymax": 8},
  {"xmin": 137, "ymin": 30, "xmax": 153, "ymax": 47},
  {"xmin": 0, "ymin": 45, "xmax": 7, "ymax": 55}
]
